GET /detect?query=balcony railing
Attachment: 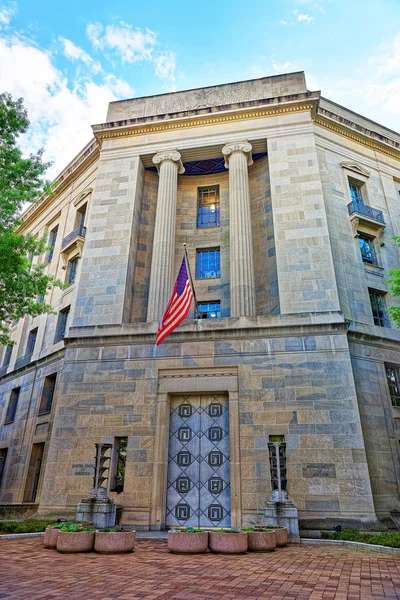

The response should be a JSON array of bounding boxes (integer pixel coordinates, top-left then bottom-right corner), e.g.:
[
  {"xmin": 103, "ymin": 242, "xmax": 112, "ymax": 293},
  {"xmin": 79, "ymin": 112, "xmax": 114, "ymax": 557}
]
[
  {"xmin": 14, "ymin": 353, "xmax": 32, "ymax": 370},
  {"xmin": 348, "ymin": 201, "xmax": 385, "ymax": 225},
  {"xmin": 61, "ymin": 224, "xmax": 86, "ymax": 251}
]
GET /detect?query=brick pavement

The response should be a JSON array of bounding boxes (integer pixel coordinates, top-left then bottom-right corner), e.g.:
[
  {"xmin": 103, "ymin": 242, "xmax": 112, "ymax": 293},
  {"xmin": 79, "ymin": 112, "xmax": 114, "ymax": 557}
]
[{"xmin": 0, "ymin": 538, "xmax": 400, "ymax": 600}]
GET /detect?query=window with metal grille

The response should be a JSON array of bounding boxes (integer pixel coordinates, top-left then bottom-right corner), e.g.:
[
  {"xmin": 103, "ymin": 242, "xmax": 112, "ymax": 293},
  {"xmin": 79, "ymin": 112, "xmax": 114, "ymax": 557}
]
[
  {"xmin": 358, "ymin": 234, "xmax": 378, "ymax": 265},
  {"xmin": 5, "ymin": 388, "xmax": 20, "ymax": 424},
  {"xmin": 196, "ymin": 249, "xmax": 220, "ymax": 279},
  {"xmin": 349, "ymin": 181, "xmax": 364, "ymax": 204},
  {"xmin": 197, "ymin": 186, "xmax": 220, "ymax": 228},
  {"xmin": 369, "ymin": 290, "xmax": 390, "ymax": 327},
  {"xmin": 198, "ymin": 301, "xmax": 221, "ymax": 319},
  {"xmin": 47, "ymin": 227, "xmax": 58, "ymax": 262},
  {"xmin": 55, "ymin": 306, "xmax": 70, "ymax": 343},
  {"xmin": 3, "ymin": 346, "xmax": 12, "ymax": 368},
  {"xmin": 26, "ymin": 329, "xmax": 37, "ymax": 356},
  {"xmin": 0, "ymin": 448, "xmax": 8, "ymax": 488},
  {"xmin": 385, "ymin": 365, "xmax": 400, "ymax": 407},
  {"xmin": 66, "ymin": 257, "xmax": 78, "ymax": 285},
  {"xmin": 111, "ymin": 437, "xmax": 127, "ymax": 493},
  {"xmin": 38, "ymin": 374, "xmax": 57, "ymax": 415}
]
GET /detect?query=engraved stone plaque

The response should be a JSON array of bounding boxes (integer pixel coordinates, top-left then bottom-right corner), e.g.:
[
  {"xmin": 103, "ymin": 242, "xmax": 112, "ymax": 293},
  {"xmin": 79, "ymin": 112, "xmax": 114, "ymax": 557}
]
[
  {"xmin": 302, "ymin": 463, "xmax": 336, "ymax": 478},
  {"xmin": 71, "ymin": 463, "xmax": 95, "ymax": 476}
]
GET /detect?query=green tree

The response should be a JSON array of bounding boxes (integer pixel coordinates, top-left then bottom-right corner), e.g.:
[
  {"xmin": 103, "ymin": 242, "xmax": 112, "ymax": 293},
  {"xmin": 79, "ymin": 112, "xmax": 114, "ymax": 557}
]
[
  {"xmin": 387, "ymin": 236, "xmax": 400, "ymax": 328},
  {"xmin": 0, "ymin": 92, "xmax": 61, "ymax": 346}
]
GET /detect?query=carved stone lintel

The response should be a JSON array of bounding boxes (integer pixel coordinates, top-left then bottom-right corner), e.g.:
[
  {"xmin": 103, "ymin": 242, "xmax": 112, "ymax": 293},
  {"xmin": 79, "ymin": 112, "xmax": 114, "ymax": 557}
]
[
  {"xmin": 152, "ymin": 150, "xmax": 185, "ymax": 174},
  {"xmin": 222, "ymin": 141, "xmax": 253, "ymax": 169},
  {"xmin": 340, "ymin": 161, "xmax": 370, "ymax": 178}
]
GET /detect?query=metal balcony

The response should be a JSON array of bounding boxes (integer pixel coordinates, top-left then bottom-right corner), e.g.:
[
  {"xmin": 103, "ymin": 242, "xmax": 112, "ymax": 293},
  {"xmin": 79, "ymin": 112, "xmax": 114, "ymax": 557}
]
[
  {"xmin": 14, "ymin": 354, "xmax": 32, "ymax": 370},
  {"xmin": 347, "ymin": 201, "xmax": 385, "ymax": 225},
  {"xmin": 61, "ymin": 224, "xmax": 86, "ymax": 251}
]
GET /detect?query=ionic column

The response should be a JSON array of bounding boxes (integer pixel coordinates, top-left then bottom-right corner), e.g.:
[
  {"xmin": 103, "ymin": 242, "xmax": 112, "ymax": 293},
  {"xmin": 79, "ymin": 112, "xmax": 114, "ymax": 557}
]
[
  {"xmin": 147, "ymin": 150, "xmax": 185, "ymax": 323},
  {"xmin": 222, "ymin": 141, "xmax": 256, "ymax": 317}
]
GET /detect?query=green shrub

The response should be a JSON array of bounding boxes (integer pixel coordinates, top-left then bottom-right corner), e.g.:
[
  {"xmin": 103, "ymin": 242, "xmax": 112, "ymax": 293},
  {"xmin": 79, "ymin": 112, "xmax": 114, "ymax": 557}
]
[
  {"xmin": 332, "ymin": 528, "xmax": 400, "ymax": 548},
  {"xmin": 0, "ymin": 520, "xmax": 54, "ymax": 533},
  {"xmin": 320, "ymin": 531, "xmax": 331, "ymax": 539}
]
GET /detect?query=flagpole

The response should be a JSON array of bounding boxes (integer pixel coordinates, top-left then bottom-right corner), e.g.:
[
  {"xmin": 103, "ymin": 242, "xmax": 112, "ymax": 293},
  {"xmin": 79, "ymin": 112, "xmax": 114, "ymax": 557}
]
[{"xmin": 183, "ymin": 243, "xmax": 200, "ymax": 319}]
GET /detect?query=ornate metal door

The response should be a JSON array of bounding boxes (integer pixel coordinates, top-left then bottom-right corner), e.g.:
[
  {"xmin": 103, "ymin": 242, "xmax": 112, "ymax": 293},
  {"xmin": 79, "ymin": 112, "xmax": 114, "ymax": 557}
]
[{"xmin": 166, "ymin": 394, "xmax": 231, "ymax": 528}]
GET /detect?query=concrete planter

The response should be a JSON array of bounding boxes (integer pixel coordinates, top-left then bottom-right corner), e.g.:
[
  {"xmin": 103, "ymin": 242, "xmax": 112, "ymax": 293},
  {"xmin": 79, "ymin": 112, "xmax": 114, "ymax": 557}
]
[
  {"xmin": 43, "ymin": 527, "xmax": 59, "ymax": 549},
  {"xmin": 209, "ymin": 531, "xmax": 248, "ymax": 554},
  {"xmin": 247, "ymin": 530, "xmax": 276, "ymax": 552},
  {"xmin": 94, "ymin": 531, "xmax": 136, "ymax": 553},
  {"xmin": 56, "ymin": 531, "xmax": 95, "ymax": 553},
  {"xmin": 273, "ymin": 527, "xmax": 288, "ymax": 547},
  {"xmin": 168, "ymin": 531, "xmax": 208, "ymax": 554}
]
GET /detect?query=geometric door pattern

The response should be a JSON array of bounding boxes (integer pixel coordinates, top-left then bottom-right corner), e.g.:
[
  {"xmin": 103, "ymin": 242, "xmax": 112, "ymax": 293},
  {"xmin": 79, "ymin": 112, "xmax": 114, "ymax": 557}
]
[{"xmin": 166, "ymin": 394, "xmax": 231, "ymax": 528}]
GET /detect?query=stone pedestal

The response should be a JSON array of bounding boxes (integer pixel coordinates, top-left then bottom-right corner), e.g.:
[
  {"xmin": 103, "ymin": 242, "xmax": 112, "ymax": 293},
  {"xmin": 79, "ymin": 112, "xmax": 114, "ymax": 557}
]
[
  {"xmin": 265, "ymin": 500, "xmax": 300, "ymax": 543},
  {"xmin": 76, "ymin": 497, "xmax": 117, "ymax": 529}
]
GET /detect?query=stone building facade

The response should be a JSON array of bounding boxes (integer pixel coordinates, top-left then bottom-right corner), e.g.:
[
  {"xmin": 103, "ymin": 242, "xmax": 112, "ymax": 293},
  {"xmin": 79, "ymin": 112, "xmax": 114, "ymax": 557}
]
[{"xmin": 1, "ymin": 71, "xmax": 400, "ymax": 532}]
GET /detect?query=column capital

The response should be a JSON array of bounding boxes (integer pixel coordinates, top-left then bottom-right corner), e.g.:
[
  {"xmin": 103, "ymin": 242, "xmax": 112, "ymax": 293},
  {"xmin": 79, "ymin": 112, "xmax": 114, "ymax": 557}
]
[
  {"xmin": 152, "ymin": 149, "xmax": 185, "ymax": 174},
  {"xmin": 222, "ymin": 141, "xmax": 253, "ymax": 169}
]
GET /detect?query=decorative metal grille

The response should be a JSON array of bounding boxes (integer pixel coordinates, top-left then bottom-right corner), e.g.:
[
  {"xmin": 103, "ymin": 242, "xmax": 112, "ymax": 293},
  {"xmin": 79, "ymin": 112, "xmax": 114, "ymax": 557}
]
[
  {"xmin": 358, "ymin": 234, "xmax": 378, "ymax": 265},
  {"xmin": 166, "ymin": 395, "xmax": 231, "ymax": 528},
  {"xmin": 369, "ymin": 291, "xmax": 390, "ymax": 327},
  {"xmin": 196, "ymin": 249, "xmax": 220, "ymax": 279},
  {"xmin": 348, "ymin": 200, "xmax": 385, "ymax": 224},
  {"xmin": 385, "ymin": 365, "xmax": 400, "ymax": 407}
]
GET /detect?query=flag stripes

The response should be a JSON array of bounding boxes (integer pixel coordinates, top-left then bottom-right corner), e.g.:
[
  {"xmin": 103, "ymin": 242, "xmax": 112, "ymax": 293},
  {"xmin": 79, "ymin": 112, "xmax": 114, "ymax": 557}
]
[{"xmin": 156, "ymin": 258, "xmax": 193, "ymax": 345}]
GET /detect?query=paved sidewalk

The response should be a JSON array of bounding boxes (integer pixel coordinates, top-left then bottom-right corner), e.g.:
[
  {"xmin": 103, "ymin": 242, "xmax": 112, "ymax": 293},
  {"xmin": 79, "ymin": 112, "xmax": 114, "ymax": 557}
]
[{"xmin": 0, "ymin": 537, "xmax": 400, "ymax": 599}]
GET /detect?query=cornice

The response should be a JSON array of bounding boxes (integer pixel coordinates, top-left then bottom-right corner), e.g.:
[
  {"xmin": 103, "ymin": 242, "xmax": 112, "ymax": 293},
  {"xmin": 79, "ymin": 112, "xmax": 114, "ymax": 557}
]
[
  {"xmin": 94, "ymin": 102, "xmax": 316, "ymax": 142},
  {"xmin": 315, "ymin": 116, "xmax": 400, "ymax": 162}
]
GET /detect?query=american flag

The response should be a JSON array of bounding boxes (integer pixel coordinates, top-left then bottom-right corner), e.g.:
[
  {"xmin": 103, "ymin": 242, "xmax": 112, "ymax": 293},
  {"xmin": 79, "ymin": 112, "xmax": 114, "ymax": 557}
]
[{"xmin": 156, "ymin": 257, "xmax": 194, "ymax": 345}]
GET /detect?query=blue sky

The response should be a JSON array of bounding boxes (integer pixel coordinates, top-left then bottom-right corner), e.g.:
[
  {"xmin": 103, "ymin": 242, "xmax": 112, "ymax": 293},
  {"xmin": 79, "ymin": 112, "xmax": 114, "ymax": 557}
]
[{"xmin": 1, "ymin": 0, "xmax": 400, "ymax": 176}]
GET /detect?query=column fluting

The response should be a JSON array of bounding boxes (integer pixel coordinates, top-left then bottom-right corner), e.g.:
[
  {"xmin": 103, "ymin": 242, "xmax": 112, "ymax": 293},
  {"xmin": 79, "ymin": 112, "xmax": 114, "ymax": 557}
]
[
  {"xmin": 147, "ymin": 150, "xmax": 185, "ymax": 322},
  {"xmin": 222, "ymin": 141, "xmax": 256, "ymax": 317}
]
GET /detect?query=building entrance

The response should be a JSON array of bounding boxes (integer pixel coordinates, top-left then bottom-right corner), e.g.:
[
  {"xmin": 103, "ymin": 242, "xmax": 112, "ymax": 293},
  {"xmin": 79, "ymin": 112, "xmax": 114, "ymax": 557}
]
[{"xmin": 166, "ymin": 394, "xmax": 231, "ymax": 528}]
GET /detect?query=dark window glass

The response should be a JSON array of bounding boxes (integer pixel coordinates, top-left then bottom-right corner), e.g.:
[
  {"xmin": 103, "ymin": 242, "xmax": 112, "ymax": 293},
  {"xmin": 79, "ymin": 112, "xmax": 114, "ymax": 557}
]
[
  {"xmin": 386, "ymin": 365, "xmax": 400, "ymax": 407},
  {"xmin": 111, "ymin": 437, "xmax": 127, "ymax": 493},
  {"xmin": 47, "ymin": 227, "xmax": 58, "ymax": 262},
  {"xmin": 3, "ymin": 346, "xmax": 12, "ymax": 368},
  {"xmin": 55, "ymin": 306, "xmax": 70, "ymax": 343},
  {"xmin": 38, "ymin": 374, "xmax": 57, "ymax": 415},
  {"xmin": 0, "ymin": 448, "xmax": 8, "ymax": 488},
  {"xmin": 196, "ymin": 249, "xmax": 220, "ymax": 279},
  {"xmin": 5, "ymin": 388, "xmax": 20, "ymax": 424},
  {"xmin": 67, "ymin": 257, "xmax": 78, "ymax": 285},
  {"xmin": 369, "ymin": 291, "xmax": 390, "ymax": 327},
  {"xmin": 198, "ymin": 301, "xmax": 221, "ymax": 319},
  {"xmin": 37, "ymin": 294, "xmax": 45, "ymax": 304},
  {"xmin": 76, "ymin": 204, "xmax": 87, "ymax": 234},
  {"xmin": 26, "ymin": 329, "xmax": 38, "ymax": 356},
  {"xmin": 349, "ymin": 182, "xmax": 364, "ymax": 204},
  {"xmin": 358, "ymin": 234, "xmax": 378, "ymax": 265},
  {"xmin": 197, "ymin": 187, "xmax": 220, "ymax": 228}
]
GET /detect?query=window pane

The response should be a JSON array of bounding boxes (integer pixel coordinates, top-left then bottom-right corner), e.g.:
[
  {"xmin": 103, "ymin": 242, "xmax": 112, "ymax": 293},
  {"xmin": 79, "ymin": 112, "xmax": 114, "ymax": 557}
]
[
  {"xmin": 369, "ymin": 291, "xmax": 390, "ymax": 327},
  {"xmin": 349, "ymin": 183, "xmax": 363, "ymax": 204},
  {"xmin": 386, "ymin": 366, "xmax": 400, "ymax": 407},
  {"xmin": 197, "ymin": 187, "xmax": 220, "ymax": 228},
  {"xmin": 26, "ymin": 329, "xmax": 37, "ymax": 356},
  {"xmin": 198, "ymin": 301, "xmax": 221, "ymax": 319},
  {"xmin": 5, "ymin": 388, "xmax": 20, "ymax": 424},
  {"xmin": 47, "ymin": 227, "xmax": 58, "ymax": 262},
  {"xmin": 112, "ymin": 437, "xmax": 127, "ymax": 493},
  {"xmin": 196, "ymin": 249, "xmax": 220, "ymax": 278},
  {"xmin": 39, "ymin": 374, "xmax": 57, "ymax": 415},
  {"xmin": 358, "ymin": 235, "xmax": 377, "ymax": 265},
  {"xmin": 3, "ymin": 346, "xmax": 12, "ymax": 368},
  {"xmin": 55, "ymin": 307, "xmax": 70, "ymax": 343},
  {"xmin": 67, "ymin": 258, "xmax": 78, "ymax": 284}
]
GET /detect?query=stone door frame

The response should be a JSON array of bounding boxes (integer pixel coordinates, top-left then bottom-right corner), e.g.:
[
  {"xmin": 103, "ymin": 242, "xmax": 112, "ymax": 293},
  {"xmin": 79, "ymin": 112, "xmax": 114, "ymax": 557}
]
[{"xmin": 150, "ymin": 367, "xmax": 240, "ymax": 530}]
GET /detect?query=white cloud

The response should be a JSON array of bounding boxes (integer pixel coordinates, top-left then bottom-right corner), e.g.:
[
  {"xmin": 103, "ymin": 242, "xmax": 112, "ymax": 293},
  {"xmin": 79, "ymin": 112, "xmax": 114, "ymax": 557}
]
[
  {"xmin": 0, "ymin": 34, "xmax": 133, "ymax": 177},
  {"xmin": 0, "ymin": 2, "xmax": 15, "ymax": 27},
  {"xmin": 297, "ymin": 13, "xmax": 314, "ymax": 23},
  {"xmin": 272, "ymin": 60, "xmax": 294, "ymax": 73},
  {"xmin": 59, "ymin": 37, "xmax": 102, "ymax": 74},
  {"xmin": 86, "ymin": 20, "xmax": 177, "ymax": 84}
]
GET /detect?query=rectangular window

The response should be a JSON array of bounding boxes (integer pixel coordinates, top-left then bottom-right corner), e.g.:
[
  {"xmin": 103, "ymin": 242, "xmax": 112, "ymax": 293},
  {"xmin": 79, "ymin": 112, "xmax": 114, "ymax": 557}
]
[
  {"xmin": 197, "ymin": 186, "xmax": 220, "ymax": 228},
  {"xmin": 197, "ymin": 301, "xmax": 221, "ymax": 319},
  {"xmin": 5, "ymin": 388, "xmax": 20, "ymax": 424},
  {"xmin": 196, "ymin": 248, "xmax": 220, "ymax": 279},
  {"xmin": 358, "ymin": 234, "xmax": 378, "ymax": 265},
  {"xmin": 23, "ymin": 443, "xmax": 45, "ymax": 503},
  {"xmin": 386, "ymin": 365, "xmax": 400, "ymax": 408},
  {"xmin": 369, "ymin": 290, "xmax": 390, "ymax": 327},
  {"xmin": 0, "ymin": 448, "xmax": 8, "ymax": 488},
  {"xmin": 26, "ymin": 328, "xmax": 38, "ymax": 356},
  {"xmin": 349, "ymin": 181, "xmax": 364, "ymax": 204},
  {"xmin": 111, "ymin": 437, "xmax": 127, "ymax": 493},
  {"xmin": 38, "ymin": 374, "xmax": 57, "ymax": 415},
  {"xmin": 47, "ymin": 227, "xmax": 58, "ymax": 262},
  {"xmin": 66, "ymin": 257, "xmax": 78, "ymax": 285},
  {"xmin": 55, "ymin": 306, "xmax": 70, "ymax": 343},
  {"xmin": 75, "ymin": 203, "xmax": 87, "ymax": 233},
  {"xmin": 3, "ymin": 346, "xmax": 12, "ymax": 368}
]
